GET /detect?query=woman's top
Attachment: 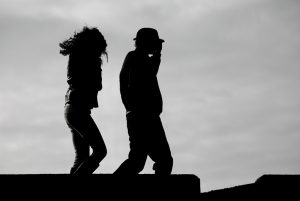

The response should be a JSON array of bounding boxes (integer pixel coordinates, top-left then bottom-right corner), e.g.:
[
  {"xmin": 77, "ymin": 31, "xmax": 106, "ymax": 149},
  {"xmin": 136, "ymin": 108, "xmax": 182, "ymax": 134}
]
[{"xmin": 65, "ymin": 52, "xmax": 102, "ymax": 109}]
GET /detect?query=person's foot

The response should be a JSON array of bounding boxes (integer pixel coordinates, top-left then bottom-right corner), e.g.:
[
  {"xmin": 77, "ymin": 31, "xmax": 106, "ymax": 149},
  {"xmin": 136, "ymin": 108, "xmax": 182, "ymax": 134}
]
[{"xmin": 73, "ymin": 159, "xmax": 99, "ymax": 174}]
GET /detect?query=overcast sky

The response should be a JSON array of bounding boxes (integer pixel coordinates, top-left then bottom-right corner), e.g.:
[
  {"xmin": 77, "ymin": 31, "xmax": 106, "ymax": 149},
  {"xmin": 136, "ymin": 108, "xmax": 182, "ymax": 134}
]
[{"xmin": 0, "ymin": 0, "xmax": 300, "ymax": 192}]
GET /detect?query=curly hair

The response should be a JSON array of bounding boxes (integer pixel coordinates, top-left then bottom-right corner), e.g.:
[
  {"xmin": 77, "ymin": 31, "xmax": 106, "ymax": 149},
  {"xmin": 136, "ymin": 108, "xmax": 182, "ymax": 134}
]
[{"xmin": 59, "ymin": 26, "xmax": 107, "ymax": 60}]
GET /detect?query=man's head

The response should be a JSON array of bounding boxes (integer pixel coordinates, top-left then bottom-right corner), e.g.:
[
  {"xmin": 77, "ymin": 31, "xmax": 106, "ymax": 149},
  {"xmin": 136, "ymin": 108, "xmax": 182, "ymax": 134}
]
[{"xmin": 134, "ymin": 28, "xmax": 164, "ymax": 54}]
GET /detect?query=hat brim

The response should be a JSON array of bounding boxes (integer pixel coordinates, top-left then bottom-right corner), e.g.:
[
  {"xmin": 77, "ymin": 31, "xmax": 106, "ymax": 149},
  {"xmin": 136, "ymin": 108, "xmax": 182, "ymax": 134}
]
[{"xmin": 133, "ymin": 38, "xmax": 165, "ymax": 43}]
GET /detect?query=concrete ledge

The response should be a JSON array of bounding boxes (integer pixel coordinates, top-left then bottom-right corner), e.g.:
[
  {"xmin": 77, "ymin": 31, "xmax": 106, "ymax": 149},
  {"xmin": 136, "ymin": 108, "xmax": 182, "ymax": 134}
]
[
  {"xmin": 255, "ymin": 174, "xmax": 300, "ymax": 200},
  {"xmin": 0, "ymin": 174, "xmax": 200, "ymax": 199},
  {"xmin": 201, "ymin": 174, "xmax": 300, "ymax": 201},
  {"xmin": 2, "ymin": 174, "xmax": 298, "ymax": 200}
]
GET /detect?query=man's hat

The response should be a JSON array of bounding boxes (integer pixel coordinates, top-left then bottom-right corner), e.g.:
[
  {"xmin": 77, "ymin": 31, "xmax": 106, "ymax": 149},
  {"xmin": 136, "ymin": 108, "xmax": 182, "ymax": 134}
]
[{"xmin": 133, "ymin": 28, "xmax": 165, "ymax": 43}]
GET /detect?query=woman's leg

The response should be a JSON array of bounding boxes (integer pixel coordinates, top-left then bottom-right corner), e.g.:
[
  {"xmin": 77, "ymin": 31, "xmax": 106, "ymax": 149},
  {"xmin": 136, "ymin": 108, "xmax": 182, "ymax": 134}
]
[
  {"xmin": 72, "ymin": 116, "xmax": 107, "ymax": 174},
  {"xmin": 69, "ymin": 128, "xmax": 90, "ymax": 174},
  {"xmin": 65, "ymin": 104, "xmax": 107, "ymax": 174}
]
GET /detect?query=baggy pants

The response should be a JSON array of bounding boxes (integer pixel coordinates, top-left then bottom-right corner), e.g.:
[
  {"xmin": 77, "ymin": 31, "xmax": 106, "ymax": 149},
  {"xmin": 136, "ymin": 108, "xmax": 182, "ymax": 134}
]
[{"xmin": 114, "ymin": 112, "xmax": 173, "ymax": 174}]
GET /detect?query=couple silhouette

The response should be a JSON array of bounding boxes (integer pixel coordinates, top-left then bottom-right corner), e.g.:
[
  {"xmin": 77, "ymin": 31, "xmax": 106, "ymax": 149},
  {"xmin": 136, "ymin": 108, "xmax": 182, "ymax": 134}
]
[{"xmin": 59, "ymin": 26, "xmax": 173, "ymax": 175}]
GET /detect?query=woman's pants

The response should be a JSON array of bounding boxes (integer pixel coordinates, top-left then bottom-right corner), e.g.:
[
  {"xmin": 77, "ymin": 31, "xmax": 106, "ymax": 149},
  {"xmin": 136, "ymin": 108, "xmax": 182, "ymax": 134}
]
[{"xmin": 64, "ymin": 104, "xmax": 107, "ymax": 174}]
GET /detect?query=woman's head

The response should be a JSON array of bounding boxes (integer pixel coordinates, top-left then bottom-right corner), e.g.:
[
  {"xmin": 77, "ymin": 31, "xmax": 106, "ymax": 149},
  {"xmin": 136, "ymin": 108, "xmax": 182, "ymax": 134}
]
[{"xmin": 59, "ymin": 26, "xmax": 107, "ymax": 59}]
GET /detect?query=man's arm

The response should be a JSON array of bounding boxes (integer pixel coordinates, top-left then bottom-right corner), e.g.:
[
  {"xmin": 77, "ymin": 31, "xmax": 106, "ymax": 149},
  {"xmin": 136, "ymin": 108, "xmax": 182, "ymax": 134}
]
[
  {"xmin": 150, "ymin": 41, "xmax": 162, "ymax": 75},
  {"xmin": 119, "ymin": 53, "xmax": 132, "ymax": 111}
]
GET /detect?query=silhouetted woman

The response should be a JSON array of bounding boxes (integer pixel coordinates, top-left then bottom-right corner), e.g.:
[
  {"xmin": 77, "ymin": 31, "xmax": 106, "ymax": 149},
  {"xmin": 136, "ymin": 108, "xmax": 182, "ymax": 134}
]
[{"xmin": 60, "ymin": 26, "xmax": 107, "ymax": 174}]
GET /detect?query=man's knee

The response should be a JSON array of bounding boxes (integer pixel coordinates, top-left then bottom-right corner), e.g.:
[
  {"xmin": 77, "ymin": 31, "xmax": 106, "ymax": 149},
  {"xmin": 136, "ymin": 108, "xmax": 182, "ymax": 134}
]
[
  {"xmin": 153, "ymin": 156, "xmax": 173, "ymax": 174},
  {"xmin": 127, "ymin": 156, "xmax": 146, "ymax": 173}
]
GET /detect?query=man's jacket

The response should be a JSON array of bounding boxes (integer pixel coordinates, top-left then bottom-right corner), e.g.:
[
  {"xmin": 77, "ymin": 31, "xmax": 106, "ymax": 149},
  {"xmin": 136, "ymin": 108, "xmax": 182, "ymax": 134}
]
[{"xmin": 120, "ymin": 50, "xmax": 163, "ymax": 115}]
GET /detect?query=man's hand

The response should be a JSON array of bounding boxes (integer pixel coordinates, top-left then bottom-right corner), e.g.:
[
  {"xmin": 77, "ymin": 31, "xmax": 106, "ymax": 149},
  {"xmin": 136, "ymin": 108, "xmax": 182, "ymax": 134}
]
[{"xmin": 155, "ymin": 41, "xmax": 162, "ymax": 54}]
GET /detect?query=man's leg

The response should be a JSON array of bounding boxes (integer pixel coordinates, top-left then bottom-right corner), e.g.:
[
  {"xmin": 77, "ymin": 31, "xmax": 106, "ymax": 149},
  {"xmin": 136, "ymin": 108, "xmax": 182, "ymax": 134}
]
[
  {"xmin": 114, "ymin": 113, "xmax": 147, "ymax": 174},
  {"xmin": 148, "ymin": 116, "xmax": 173, "ymax": 175}
]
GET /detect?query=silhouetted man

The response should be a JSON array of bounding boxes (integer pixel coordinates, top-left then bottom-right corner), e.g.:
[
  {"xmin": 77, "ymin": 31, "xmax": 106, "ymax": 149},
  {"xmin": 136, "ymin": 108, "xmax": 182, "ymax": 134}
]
[{"xmin": 114, "ymin": 28, "xmax": 173, "ymax": 174}]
